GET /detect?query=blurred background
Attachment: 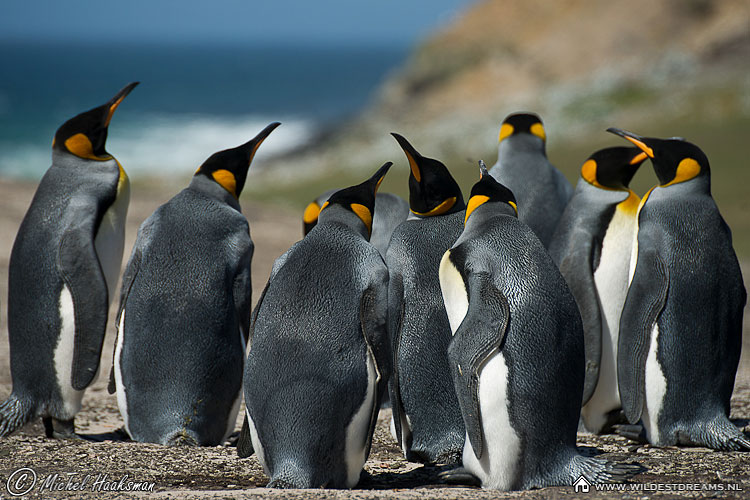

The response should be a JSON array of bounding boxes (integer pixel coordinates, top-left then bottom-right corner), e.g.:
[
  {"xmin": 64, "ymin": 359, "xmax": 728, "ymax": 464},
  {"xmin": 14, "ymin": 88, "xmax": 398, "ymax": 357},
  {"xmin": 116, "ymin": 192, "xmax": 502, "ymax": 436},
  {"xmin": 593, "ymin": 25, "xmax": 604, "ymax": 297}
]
[{"xmin": 1, "ymin": 0, "xmax": 748, "ymax": 254}]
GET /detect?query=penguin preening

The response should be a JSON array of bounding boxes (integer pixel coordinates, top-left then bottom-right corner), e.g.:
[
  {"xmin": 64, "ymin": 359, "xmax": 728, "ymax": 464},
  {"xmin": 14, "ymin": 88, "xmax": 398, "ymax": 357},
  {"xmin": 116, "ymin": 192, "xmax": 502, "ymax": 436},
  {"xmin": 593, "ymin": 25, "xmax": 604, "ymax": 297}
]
[
  {"xmin": 303, "ymin": 190, "xmax": 409, "ymax": 258},
  {"xmin": 239, "ymin": 163, "xmax": 392, "ymax": 488},
  {"xmin": 110, "ymin": 122, "xmax": 280, "ymax": 446},
  {"xmin": 0, "ymin": 82, "xmax": 138, "ymax": 439},
  {"xmin": 548, "ymin": 147, "xmax": 648, "ymax": 433},
  {"xmin": 439, "ymin": 162, "xmax": 642, "ymax": 489},
  {"xmin": 386, "ymin": 133, "xmax": 466, "ymax": 464},
  {"xmin": 489, "ymin": 112, "xmax": 573, "ymax": 248},
  {"xmin": 609, "ymin": 128, "xmax": 749, "ymax": 451}
]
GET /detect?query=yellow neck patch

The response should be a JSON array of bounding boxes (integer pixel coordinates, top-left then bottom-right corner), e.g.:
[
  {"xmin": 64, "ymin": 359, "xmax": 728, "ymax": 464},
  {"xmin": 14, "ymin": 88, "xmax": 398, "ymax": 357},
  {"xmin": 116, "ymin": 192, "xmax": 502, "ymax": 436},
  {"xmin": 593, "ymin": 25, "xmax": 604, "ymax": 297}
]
[
  {"xmin": 617, "ymin": 190, "xmax": 640, "ymax": 216},
  {"xmin": 508, "ymin": 200, "xmax": 518, "ymax": 215},
  {"xmin": 115, "ymin": 158, "xmax": 128, "ymax": 192},
  {"xmin": 350, "ymin": 203, "xmax": 373, "ymax": 234},
  {"xmin": 303, "ymin": 202, "xmax": 321, "ymax": 225},
  {"xmin": 530, "ymin": 122, "xmax": 546, "ymax": 141},
  {"xmin": 662, "ymin": 157, "xmax": 701, "ymax": 187},
  {"xmin": 212, "ymin": 169, "xmax": 237, "ymax": 198},
  {"xmin": 64, "ymin": 133, "xmax": 110, "ymax": 161},
  {"xmin": 411, "ymin": 197, "xmax": 457, "ymax": 217},
  {"xmin": 465, "ymin": 195, "xmax": 490, "ymax": 224},
  {"xmin": 498, "ymin": 123, "xmax": 514, "ymax": 143}
]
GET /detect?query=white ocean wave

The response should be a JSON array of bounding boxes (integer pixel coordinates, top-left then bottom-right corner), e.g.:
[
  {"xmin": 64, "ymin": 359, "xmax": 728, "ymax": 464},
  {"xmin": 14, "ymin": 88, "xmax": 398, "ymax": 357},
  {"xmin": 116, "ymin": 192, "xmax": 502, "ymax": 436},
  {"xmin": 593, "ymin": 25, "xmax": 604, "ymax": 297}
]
[{"xmin": 0, "ymin": 113, "xmax": 315, "ymax": 180}]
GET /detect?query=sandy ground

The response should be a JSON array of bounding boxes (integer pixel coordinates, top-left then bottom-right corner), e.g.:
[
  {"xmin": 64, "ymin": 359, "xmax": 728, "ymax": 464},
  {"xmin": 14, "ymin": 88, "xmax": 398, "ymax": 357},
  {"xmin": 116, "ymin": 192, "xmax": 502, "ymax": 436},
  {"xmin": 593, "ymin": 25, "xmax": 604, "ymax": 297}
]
[{"xmin": 0, "ymin": 177, "xmax": 748, "ymax": 499}]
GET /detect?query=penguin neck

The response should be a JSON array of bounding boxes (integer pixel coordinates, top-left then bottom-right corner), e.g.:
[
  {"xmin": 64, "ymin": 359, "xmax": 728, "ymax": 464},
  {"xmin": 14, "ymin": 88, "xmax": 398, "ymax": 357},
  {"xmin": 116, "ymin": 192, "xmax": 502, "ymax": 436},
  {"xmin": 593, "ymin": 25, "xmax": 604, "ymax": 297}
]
[
  {"xmin": 188, "ymin": 174, "xmax": 242, "ymax": 211},
  {"xmin": 657, "ymin": 172, "xmax": 711, "ymax": 195},
  {"xmin": 317, "ymin": 206, "xmax": 370, "ymax": 240},
  {"xmin": 52, "ymin": 149, "xmax": 119, "ymax": 173},
  {"xmin": 498, "ymin": 135, "xmax": 546, "ymax": 161},
  {"xmin": 464, "ymin": 202, "xmax": 516, "ymax": 231}
]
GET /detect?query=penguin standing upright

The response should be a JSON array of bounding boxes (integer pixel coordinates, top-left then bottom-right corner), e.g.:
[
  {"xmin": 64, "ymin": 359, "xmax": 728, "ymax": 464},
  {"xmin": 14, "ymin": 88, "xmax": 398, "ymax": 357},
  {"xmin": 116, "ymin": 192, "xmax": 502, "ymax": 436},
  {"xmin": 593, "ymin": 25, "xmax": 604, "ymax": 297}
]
[
  {"xmin": 387, "ymin": 133, "xmax": 466, "ymax": 464},
  {"xmin": 609, "ymin": 128, "xmax": 748, "ymax": 450},
  {"xmin": 110, "ymin": 122, "xmax": 279, "ymax": 446},
  {"xmin": 439, "ymin": 162, "xmax": 641, "ymax": 489},
  {"xmin": 239, "ymin": 163, "xmax": 392, "ymax": 488},
  {"xmin": 0, "ymin": 83, "xmax": 138, "ymax": 439},
  {"xmin": 490, "ymin": 112, "xmax": 573, "ymax": 248},
  {"xmin": 303, "ymin": 190, "xmax": 409, "ymax": 258},
  {"xmin": 548, "ymin": 147, "xmax": 648, "ymax": 433}
]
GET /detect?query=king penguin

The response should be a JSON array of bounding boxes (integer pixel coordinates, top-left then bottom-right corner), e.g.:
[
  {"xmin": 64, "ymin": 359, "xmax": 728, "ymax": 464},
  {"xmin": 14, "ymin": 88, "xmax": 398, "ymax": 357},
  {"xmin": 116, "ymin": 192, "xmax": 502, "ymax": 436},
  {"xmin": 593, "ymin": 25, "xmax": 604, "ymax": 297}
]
[
  {"xmin": 608, "ymin": 128, "xmax": 749, "ymax": 450},
  {"xmin": 109, "ymin": 122, "xmax": 279, "ymax": 446},
  {"xmin": 548, "ymin": 147, "xmax": 648, "ymax": 433},
  {"xmin": 438, "ymin": 162, "xmax": 642, "ymax": 489},
  {"xmin": 238, "ymin": 163, "xmax": 392, "ymax": 488},
  {"xmin": 0, "ymin": 82, "xmax": 138, "ymax": 439},
  {"xmin": 386, "ymin": 133, "xmax": 466, "ymax": 464},
  {"xmin": 303, "ymin": 190, "xmax": 409, "ymax": 258},
  {"xmin": 489, "ymin": 112, "xmax": 573, "ymax": 248}
]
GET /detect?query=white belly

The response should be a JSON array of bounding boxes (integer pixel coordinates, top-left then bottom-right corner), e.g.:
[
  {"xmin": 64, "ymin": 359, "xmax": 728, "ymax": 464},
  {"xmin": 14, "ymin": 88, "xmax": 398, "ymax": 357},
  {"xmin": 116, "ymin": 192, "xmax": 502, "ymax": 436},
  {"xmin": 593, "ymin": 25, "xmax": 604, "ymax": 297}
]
[
  {"xmin": 582, "ymin": 208, "xmax": 635, "ymax": 431},
  {"xmin": 94, "ymin": 175, "xmax": 130, "ymax": 302},
  {"xmin": 462, "ymin": 351, "xmax": 521, "ymax": 490},
  {"xmin": 247, "ymin": 408, "xmax": 270, "ymax": 476},
  {"xmin": 642, "ymin": 323, "xmax": 667, "ymax": 445},
  {"xmin": 54, "ymin": 286, "xmax": 85, "ymax": 418},
  {"xmin": 343, "ymin": 349, "xmax": 378, "ymax": 488},
  {"xmin": 439, "ymin": 250, "xmax": 469, "ymax": 335},
  {"xmin": 114, "ymin": 309, "xmax": 130, "ymax": 436}
]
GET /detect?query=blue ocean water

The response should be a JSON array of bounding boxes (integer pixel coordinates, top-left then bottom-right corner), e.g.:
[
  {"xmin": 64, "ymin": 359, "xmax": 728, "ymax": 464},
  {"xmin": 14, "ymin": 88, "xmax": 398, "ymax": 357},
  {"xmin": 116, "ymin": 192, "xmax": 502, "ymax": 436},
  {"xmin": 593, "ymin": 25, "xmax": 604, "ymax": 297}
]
[{"xmin": 0, "ymin": 41, "xmax": 408, "ymax": 179}]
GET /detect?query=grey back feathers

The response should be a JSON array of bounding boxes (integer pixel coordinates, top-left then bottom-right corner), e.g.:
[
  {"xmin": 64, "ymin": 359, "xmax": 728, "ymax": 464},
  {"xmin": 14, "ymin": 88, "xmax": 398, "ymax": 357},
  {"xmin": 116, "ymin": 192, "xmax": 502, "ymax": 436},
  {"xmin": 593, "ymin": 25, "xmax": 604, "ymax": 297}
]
[{"xmin": 113, "ymin": 174, "xmax": 252, "ymax": 446}]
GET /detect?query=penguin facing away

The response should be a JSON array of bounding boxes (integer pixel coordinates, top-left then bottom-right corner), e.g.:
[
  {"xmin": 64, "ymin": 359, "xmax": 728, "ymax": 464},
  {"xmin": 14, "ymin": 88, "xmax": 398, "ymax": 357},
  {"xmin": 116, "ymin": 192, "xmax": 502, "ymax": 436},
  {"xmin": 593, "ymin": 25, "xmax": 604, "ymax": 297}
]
[
  {"xmin": 489, "ymin": 112, "xmax": 573, "ymax": 248},
  {"xmin": 608, "ymin": 128, "xmax": 749, "ymax": 450},
  {"xmin": 303, "ymin": 190, "xmax": 409, "ymax": 258},
  {"xmin": 0, "ymin": 82, "xmax": 138, "ymax": 439},
  {"xmin": 110, "ymin": 122, "xmax": 280, "ymax": 446},
  {"xmin": 386, "ymin": 133, "xmax": 466, "ymax": 464},
  {"xmin": 239, "ymin": 163, "xmax": 392, "ymax": 488},
  {"xmin": 439, "ymin": 162, "xmax": 642, "ymax": 489},
  {"xmin": 548, "ymin": 147, "xmax": 648, "ymax": 433}
]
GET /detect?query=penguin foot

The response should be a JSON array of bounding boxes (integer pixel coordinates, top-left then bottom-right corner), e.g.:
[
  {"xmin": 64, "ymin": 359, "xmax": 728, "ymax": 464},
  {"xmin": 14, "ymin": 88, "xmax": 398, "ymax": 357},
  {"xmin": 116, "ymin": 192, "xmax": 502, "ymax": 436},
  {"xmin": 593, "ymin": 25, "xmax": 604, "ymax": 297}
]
[
  {"xmin": 79, "ymin": 427, "xmax": 131, "ymax": 442},
  {"xmin": 613, "ymin": 424, "xmax": 647, "ymax": 443},
  {"xmin": 43, "ymin": 417, "xmax": 80, "ymax": 440},
  {"xmin": 600, "ymin": 409, "xmax": 628, "ymax": 434},
  {"xmin": 223, "ymin": 431, "xmax": 241, "ymax": 447},
  {"xmin": 438, "ymin": 467, "xmax": 482, "ymax": 487},
  {"xmin": 676, "ymin": 419, "xmax": 750, "ymax": 451}
]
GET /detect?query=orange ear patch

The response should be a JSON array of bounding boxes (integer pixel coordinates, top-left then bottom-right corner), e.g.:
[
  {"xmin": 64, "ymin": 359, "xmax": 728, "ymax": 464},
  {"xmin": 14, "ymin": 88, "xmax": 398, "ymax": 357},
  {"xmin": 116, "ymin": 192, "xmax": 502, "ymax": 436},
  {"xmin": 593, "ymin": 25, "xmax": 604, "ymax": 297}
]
[
  {"xmin": 464, "ymin": 195, "xmax": 490, "ymax": 224},
  {"xmin": 350, "ymin": 203, "xmax": 373, "ymax": 234},
  {"xmin": 212, "ymin": 169, "xmax": 237, "ymax": 198}
]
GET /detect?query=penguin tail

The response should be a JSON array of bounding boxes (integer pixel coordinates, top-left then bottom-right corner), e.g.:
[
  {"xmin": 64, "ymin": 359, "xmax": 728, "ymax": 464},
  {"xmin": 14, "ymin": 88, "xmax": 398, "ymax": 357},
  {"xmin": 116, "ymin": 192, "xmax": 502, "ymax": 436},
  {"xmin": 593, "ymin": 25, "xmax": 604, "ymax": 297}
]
[
  {"xmin": 164, "ymin": 429, "xmax": 200, "ymax": 447},
  {"xmin": 0, "ymin": 394, "xmax": 34, "ymax": 437},
  {"xmin": 570, "ymin": 454, "xmax": 644, "ymax": 485}
]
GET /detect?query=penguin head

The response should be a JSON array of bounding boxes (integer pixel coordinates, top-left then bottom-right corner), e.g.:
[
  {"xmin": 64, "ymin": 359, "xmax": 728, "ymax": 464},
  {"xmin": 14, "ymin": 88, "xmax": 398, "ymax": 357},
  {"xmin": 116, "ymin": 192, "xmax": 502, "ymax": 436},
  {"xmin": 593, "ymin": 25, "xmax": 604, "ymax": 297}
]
[
  {"xmin": 464, "ymin": 161, "xmax": 518, "ymax": 225},
  {"xmin": 391, "ymin": 133, "xmax": 465, "ymax": 217},
  {"xmin": 580, "ymin": 147, "xmax": 648, "ymax": 190},
  {"xmin": 607, "ymin": 128, "xmax": 709, "ymax": 187},
  {"xmin": 194, "ymin": 122, "xmax": 280, "ymax": 199},
  {"xmin": 498, "ymin": 112, "xmax": 547, "ymax": 154},
  {"xmin": 318, "ymin": 162, "xmax": 392, "ymax": 237},
  {"xmin": 52, "ymin": 82, "xmax": 139, "ymax": 161}
]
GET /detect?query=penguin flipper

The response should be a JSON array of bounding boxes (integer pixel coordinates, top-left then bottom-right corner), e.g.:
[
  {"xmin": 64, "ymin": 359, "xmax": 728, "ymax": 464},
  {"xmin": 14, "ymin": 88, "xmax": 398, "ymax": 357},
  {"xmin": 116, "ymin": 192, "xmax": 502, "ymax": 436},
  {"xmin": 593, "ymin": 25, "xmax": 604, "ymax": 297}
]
[
  {"xmin": 57, "ymin": 224, "xmax": 110, "ymax": 391},
  {"xmin": 447, "ymin": 272, "xmax": 510, "ymax": 462},
  {"xmin": 237, "ymin": 414, "xmax": 254, "ymax": 458},
  {"xmin": 618, "ymin": 246, "xmax": 668, "ymax": 424},
  {"xmin": 232, "ymin": 239, "xmax": 253, "ymax": 345},
  {"xmin": 559, "ymin": 232, "xmax": 601, "ymax": 405}
]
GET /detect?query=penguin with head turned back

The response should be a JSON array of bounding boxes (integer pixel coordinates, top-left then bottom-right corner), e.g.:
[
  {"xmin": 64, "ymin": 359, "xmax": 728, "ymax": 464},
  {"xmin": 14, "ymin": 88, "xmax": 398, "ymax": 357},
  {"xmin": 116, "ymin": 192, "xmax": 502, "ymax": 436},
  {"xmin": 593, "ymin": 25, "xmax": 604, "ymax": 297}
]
[
  {"xmin": 439, "ymin": 162, "xmax": 642, "ymax": 489},
  {"xmin": 239, "ymin": 163, "xmax": 392, "ymax": 488},
  {"xmin": 548, "ymin": 147, "xmax": 648, "ymax": 433},
  {"xmin": 490, "ymin": 112, "xmax": 573, "ymax": 248},
  {"xmin": 386, "ymin": 133, "xmax": 466, "ymax": 464},
  {"xmin": 0, "ymin": 83, "xmax": 138, "ymax": 439},
  {"xmin": 608, "ymin": 128, "xmax": 748, "ymax": 450},
  {"xmin": 110, "ymin": 122, "xmax": 279, "ymax": 446},
  {"xmin": 303, "ymin": 190, "xmax": 409, "ymax": 258}
]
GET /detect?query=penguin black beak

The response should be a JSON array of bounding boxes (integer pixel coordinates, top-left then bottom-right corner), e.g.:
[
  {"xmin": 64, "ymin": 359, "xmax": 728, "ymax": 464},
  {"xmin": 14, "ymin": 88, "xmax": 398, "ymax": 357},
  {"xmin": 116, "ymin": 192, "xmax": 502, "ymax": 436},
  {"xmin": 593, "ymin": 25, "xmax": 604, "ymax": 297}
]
[
  {"xmin": 606, "ymin": 128, "xmax": 654, "ymax": 158},
  {"xmin": 478, "ymin": 160, "xmax": 489, "ymax": 179},
  {"xmin": 391, "ymin": 133, "xmax": 423, "ymax": 182},
  {"xmin": 245, "ymin": 122, "xmax": 281, "ymax": 163},
  {"xmin": 370, "ymin": 161, "xmax": 393, "ymax": 195},
  {"xmin": 105, "ymin": 82, "xmax": 140, "ymax": 127}
]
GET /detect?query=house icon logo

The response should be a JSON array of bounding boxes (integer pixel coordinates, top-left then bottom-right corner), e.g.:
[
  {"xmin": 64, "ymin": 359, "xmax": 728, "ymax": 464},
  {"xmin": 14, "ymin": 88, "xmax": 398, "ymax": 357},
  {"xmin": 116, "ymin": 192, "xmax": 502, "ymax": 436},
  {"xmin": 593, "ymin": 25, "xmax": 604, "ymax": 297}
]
[{"xmin": 574, "ymin": 475, "xmax": 591, "ymax": 493}]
